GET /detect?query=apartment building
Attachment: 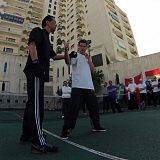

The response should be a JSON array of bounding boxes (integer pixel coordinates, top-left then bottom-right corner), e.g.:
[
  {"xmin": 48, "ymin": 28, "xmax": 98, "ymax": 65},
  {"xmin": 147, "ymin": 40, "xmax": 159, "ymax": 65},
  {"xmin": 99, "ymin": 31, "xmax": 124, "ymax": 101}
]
[
  {"xmin": 0, "ymin": 0, "xmax": 56, "ymax": 95},
  {"xmin": 0, "ymin": 0, "xmax": 139, "ymax": 95},
  {"xmin": 52, "ymin": 0, "xmax": 139, "ymax": 94}
]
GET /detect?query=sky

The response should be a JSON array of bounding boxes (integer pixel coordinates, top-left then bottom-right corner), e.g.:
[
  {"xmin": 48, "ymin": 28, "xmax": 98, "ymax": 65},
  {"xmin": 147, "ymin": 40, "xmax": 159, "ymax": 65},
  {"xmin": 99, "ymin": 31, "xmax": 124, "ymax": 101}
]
[{"xmin": 115, "ymin": 0, "xmax": 160, "ymax": 56}]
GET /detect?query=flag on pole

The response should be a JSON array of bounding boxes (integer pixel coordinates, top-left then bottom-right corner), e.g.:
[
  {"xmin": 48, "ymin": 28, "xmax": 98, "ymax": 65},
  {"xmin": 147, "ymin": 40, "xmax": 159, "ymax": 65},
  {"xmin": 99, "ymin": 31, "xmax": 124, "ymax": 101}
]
[{"xmin": 145, "ymin": 68, "xmax": 160, "ymax": 80}]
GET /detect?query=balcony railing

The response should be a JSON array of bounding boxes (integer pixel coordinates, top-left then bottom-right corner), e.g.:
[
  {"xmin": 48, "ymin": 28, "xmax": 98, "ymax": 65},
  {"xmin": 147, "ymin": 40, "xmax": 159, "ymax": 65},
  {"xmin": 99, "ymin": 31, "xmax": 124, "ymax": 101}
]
[
  {"xmin": 0, "ymin": 39, "xmax": 19, "ymax": 46},
  {"xmin": 0, "ymin": 26, "xmax": 22, "ymax": 35}
]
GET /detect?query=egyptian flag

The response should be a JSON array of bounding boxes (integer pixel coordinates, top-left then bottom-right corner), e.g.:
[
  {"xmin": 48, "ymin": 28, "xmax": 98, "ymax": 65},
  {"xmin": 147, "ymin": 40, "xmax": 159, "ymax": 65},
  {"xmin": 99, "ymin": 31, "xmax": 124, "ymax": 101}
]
[{"xmin": 145, "ymin": 68, "xmax": 160, "ymax": 80}]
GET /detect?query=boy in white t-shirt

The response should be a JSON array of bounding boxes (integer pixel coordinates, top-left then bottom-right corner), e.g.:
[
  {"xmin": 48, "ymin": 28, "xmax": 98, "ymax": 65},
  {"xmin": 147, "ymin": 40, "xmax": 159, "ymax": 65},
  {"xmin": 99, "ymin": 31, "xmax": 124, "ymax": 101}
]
[
  {"xmin": 127, "ymin": 79, "xmax": 138, "ymax": 110},
  {"xmin": 61, "ymin": 39, "xmax": 106, "ymax": 139},
  {"xmin": 137, "ymin": 79, "xmax": 146, "ymax": 109}
]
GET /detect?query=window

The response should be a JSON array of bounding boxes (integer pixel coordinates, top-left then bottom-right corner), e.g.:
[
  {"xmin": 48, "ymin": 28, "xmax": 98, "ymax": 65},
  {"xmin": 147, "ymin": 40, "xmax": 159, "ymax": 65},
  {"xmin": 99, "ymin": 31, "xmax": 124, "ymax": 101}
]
[
  {"xmin": 2, "ymin": 82, "xmax": 5, "ymax": 91},
  {"xmin": 0, "ymin": 13, "xmax": 24, "ymax": 24},
  {"xmin": 71, "ymin": 44, "xmax": 74, "ymax": 49},
  {"xmin": 91, "ymin": 54, "xmax": 103, "ymax": 67},
  {"xmin": 49, "ymin": 0, "xmax": 52, "ymax": 2},
  {"xmin": 48, "ymin": 9, "xmax": 51, "ymax": 13},
  {"xmin": 4, "ymin": 48, "xmax": 13, "ymax": 53},
  {"xmin": 3, "ymin": 62, "xmax": 7, "ymax": 72},
  {"xmin": 6, "ymin": 37, "xmax": 16, "ymax": 42},
  {"xmin": 71, "ymin": 35, "xmax": 74, "ymax": 40},
  {"xmin": 51, "ymin": 35, "xmax": 54, "ymax": 42},
  {"xmin": 62, "ymin": 66, "xmax": 64, "ymax": 76},
  {"xmin": 68, "ymin": 66, "xmax": 70, "ymax": 74},
  {"xmin": 23, "ymin": 83, "xmax": 27, "ymax": 91},
  {"xmin": 57, "ymin": 68, "xmax": 59, "ymax": 77},
  {"xmin": 53, "ymin": 11, "xmax": 56, "ymax": 15},
  {"xmin": 49, "ymin": 4, "xmax": 51, "ymax": 8},
  {"xmin": 49, "ymin": 76, "xmax": 53, "ymax": 81}
]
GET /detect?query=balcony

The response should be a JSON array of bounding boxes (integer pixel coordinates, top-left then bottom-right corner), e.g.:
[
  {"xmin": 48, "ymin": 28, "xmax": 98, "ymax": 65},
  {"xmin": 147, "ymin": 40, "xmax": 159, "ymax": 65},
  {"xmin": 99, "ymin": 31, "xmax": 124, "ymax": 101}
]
[
  {"xmin": 59, "ymin": 7, "xmax": 66, "ymax": 13},
  {"xmin": 0, "ymin": 26, "xmax": 22, "ymax": 35},
  {"xmin": 108, "ymin": 6, "xmax": 117, "ymax": 15},
  {"xmin": 58, "ymin": 31, "xmax": 66, "ymax": 37},
  {"xmin": 61, "ymin": 0, "xmax": 66, "ymax": 2},
  {"xmin": 57, "ymin": 38, "xmax": 63, "ymax": 45},
  {"xmin": 121, "ymin": 16, "xmax": 129, "ymax": 24},
  {"xmin": 58, "ymin": 13, "xmax": 66, "ymax": 18},
  {"xmin": 123, "ymin": 23, "xmax": 131, "ymax": 31},
  {"xmin": 106, "ymin": 0, "xmax": 115, "ymax": 9},
  {"xmin": 76, "ymin": 0, "xmax": 83, "ymax": 4},
  {"xmin": 6, "ymin": 4, "xmax": 26, "ymax": 13},
  {"xmin": 129, "ymin": 46, "xmax": 138, "ymax": 56},
  {"xmin": 125, "ymin": 29, "xmax": 133, "ymax": 38},
  {"xmin": 127, "ymin": 38, "xmax": 135, "ymax": 46},
  {"xmin": 31, "ymin": 0, "xmax": 43, "ymax": 8},
  {"xmin": 56, "ymin": 46, "xmax": 63, "ymax": 54},
  {"xmin": 117, "ymin": 49, "xmax": 128, "ymax": 59},
  {"xmin": 59, "ymin": 18, "xmax": 66, "ymax": 24},
  {"xmin": 111, "ymin": 20, "xmax": 121, "ymax": 31},
  {"xmin": 19, "ymin": 45, "xmax": 27, "ymax": 51},
  {"xmin": 57, "ymin": 25, "xmax": 66, "ymax": 31},
  {"xmin": 112, "ymin": 29, "xmax": 123, "ymax": 39},
  {"xmin": 76, "ymin": 21, "xmax": 85, "ymax": 27},
  {"xmin": 76, "ymin": 8, "xmax": 84, "ymax": 14},
  {"xmin": 59, "ymin": 2, "xmax": 66, "ymax": 8},
  {"xmin": 0, "ymin": 38, "xmax": 19, "ymax": 46},
  {"xmin": 76, "ymin": 3, "xmax": 83, "ymax": 9},
  {"xmin": 77, "ymin": 28, "xmax": 86, "ymax": 35}
]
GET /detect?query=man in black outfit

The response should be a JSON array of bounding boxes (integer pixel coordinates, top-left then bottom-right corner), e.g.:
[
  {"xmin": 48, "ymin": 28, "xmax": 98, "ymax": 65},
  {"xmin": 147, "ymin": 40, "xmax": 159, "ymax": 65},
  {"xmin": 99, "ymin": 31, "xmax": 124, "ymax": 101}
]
[{"xmin": 20, "ymin": 15, "xmax": 70, "ymax": 153}]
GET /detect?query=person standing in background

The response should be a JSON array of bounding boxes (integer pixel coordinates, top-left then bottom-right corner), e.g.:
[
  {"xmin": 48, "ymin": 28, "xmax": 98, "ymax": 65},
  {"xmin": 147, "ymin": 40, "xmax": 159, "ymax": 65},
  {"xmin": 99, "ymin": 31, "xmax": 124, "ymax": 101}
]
[
  {"xmin": 102, "ymin": 82, "xmax": 110, "ymax": 113},
  {"xmin": 61, "ymin": 81, "xmax": 71, "ymax": 118}
]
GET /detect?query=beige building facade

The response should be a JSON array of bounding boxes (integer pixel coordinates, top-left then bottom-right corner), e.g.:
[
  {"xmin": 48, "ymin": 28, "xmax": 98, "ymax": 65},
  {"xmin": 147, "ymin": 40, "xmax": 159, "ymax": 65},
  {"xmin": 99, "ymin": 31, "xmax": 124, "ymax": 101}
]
[
  {"xmin": 0, "ymin": 0, "xmax": 154, "ymax": 96},
  {"xmin": 52, "ymin": 0, "xmax": 139, "ymax": 93},
  {"xmin": 0, "ymin": 0, "xmax": 57, "ymax": 95}
]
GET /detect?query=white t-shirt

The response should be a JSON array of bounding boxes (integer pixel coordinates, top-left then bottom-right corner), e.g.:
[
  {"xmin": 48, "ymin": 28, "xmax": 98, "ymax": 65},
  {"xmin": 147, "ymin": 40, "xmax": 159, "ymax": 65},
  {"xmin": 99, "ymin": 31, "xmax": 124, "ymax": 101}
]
[
  {"xmin": 138, "ymin": 83, "xmax": 146, "ymax": 93},
  {"xmin": 127, "ymin": 83, "xmax": 137, "ymax": 93},
  {"xmin": 151, "ymin": 80, "xmax": 158, "ymax": 93},
  {"xmin": 71, "ymin": 52, "xmax": 94, "ymax": 89},
  {"xmin": 62, "ymin": 86, "xmax": 71, "ymax": 98}
]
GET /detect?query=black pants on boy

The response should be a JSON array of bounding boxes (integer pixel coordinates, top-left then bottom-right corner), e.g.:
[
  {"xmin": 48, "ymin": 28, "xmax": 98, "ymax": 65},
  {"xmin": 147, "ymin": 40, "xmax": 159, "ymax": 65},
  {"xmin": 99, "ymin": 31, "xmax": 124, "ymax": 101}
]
[
  {"xmin": 62, "ymin": 98, "xmax": 70, "ymax": 117},
  {"xmin": 63, "ymin": 88, "xmax": 101, "ymax": 130}
]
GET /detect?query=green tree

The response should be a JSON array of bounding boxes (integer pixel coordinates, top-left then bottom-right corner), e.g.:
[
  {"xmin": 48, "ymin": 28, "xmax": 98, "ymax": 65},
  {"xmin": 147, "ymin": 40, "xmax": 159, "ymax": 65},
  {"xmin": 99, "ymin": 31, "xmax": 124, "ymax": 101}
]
[
  {"xmin": 67, "ymin": 76, "xmax": 72, "ymax": 87},
  {"xmin": 92, "ymin": 70, "xmax": 104, "ymax": 93},
  {"xmin": 56, "ymin": 87, "xmax": 62, "ymax": 96}
]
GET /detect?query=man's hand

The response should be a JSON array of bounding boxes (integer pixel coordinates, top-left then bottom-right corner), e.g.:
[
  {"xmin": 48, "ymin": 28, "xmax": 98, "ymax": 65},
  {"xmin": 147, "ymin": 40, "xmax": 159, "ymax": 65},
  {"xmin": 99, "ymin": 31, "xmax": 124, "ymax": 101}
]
[
  {"xmin": 84, "ymin": 52, "xmax": 90, "ymax": 60},
  {"xmin": 63, "ymin": 41, "xmax": 69, "ymax": 53}
]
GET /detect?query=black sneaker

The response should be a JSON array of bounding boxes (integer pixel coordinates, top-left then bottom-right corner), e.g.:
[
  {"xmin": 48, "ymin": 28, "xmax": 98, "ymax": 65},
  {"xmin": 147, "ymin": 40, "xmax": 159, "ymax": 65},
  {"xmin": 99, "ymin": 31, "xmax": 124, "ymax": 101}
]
[
  {"xmin": 31, "ymin": 143, "xmax": 59, "ymax": 154},
  {"xmin": 61, "ymin": 128, "xmax": 71, "ymax": 140},
  {"xmin": 92, "ymin": 126, "xmax": 106, "ymax": 132},
  {"xmin": 19, "ymin": 135, "xmax": 32, "ymax": 144}
]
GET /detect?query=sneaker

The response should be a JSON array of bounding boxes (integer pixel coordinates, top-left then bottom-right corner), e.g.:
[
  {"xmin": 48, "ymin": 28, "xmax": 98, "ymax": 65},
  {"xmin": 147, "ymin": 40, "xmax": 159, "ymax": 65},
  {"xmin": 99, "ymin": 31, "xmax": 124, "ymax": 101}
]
[
  {"xmin": 92, "ymin": 126, "xmax": 106, "ymax": 132},
  {"xmin": 61, "ymin": 128, "xmax": 71, "ymax": 140},
  {"xmin": 31, "ymin": 143, "xmax": 59, "ymax": 154},
  {"xmin": 19, "ymin": 135, "xmax": 32, "ymax": 144}
]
